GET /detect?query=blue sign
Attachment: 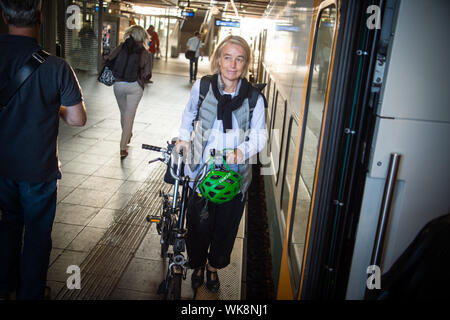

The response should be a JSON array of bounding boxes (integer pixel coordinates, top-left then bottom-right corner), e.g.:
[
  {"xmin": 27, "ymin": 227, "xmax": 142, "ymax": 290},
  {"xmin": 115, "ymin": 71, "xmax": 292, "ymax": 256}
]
[
  {"xmin": 181, "ymin": 11, "xmax": 194, "ymax": 17},
  {"xmin": 215, "ymin": 20, "xmax": 240, "ymax": 28},
  {"xmin": 276, "ymin": 25, "xmax": 301, "ymax": 32}
]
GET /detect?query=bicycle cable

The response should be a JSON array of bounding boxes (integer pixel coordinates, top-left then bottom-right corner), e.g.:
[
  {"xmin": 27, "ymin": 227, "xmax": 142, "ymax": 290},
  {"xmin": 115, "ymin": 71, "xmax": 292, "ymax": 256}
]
[{"xmin": 184, "ymin": 160, "xmax": 208, "ymax": 213}]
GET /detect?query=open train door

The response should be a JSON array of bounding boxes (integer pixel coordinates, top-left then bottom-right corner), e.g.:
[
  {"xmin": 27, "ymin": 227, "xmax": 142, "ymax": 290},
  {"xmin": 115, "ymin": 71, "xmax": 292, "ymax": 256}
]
[
  {"xmin": 276, "ymin": 0, "xmax": 340, "ymax": 299},
  {"xmin": 275, "ymin": 0, "xmax": 449, "ymax": 300}
]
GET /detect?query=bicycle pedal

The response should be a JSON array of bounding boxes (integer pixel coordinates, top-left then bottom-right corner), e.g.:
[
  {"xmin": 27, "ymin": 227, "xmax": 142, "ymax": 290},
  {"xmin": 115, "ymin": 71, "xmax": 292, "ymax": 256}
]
[{"xmin": 149, "ymin": 217, "xmax": 161, "ymax": 224}]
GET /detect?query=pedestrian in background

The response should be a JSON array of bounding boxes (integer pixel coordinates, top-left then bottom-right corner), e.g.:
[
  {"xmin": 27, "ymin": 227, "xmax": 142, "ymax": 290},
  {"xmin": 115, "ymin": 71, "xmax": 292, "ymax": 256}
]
[
  {"xmin": 106, "ymin": 25, "xmax": 152, "ymax": 159},
  {"xmin": 186, "ymin": 31, "xmax": 203, "ymax": 83},
  {"xmin": 146, "ymin": 25, "xmax": 159, "ymax": 83}
]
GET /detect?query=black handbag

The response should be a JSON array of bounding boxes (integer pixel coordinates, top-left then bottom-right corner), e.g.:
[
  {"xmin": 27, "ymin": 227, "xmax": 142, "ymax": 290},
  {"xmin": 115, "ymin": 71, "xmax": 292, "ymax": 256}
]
[
  {"xmin": 98, "ymin": 49, "xmax": 120, "ymax": 86},
  {"xmin": 98, "ymin": 64, "xmax": 115, "ymax": 86},
  {"xmin": 98, "ymin": 57, "xmax": 116, "ymax": 86},
  {"xmin": 185, "ymin": 50, "xmax": 195, "ymax": 60}
]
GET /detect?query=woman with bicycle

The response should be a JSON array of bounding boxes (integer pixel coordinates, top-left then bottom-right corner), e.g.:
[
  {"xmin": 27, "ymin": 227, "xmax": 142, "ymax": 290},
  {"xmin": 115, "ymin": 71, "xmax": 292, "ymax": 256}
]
[{"xmin": 176, "ymin": 35, "xmax": 266, "ymax": 293}]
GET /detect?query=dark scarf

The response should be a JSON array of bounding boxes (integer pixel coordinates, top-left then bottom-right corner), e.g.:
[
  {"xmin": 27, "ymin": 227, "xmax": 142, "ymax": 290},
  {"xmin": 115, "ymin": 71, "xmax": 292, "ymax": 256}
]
[{"xmin": 211, "ymin": 73, "xmax": 250, "ymax": 133}]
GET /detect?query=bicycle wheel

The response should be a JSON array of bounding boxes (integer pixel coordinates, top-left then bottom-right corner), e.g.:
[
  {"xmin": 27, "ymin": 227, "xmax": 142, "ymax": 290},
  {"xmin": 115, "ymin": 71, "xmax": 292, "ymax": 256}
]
[
  {"xmin": 160, "ymin": 217, "xmax": 171, "ymax": 258},
  {"xmin": 168, "ymin": 273, "xmax": 182, "ymax": 300}
]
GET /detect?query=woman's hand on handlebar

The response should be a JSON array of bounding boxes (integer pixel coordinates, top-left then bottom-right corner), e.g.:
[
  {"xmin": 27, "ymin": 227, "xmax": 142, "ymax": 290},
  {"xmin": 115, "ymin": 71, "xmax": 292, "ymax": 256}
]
[
  {"xmin": 175, "ymin": 140, "xmax": 190, "ymax": 154},
  {"xmin": 226, "ymin": 148, "xmax": 244, "ymax": 164}
]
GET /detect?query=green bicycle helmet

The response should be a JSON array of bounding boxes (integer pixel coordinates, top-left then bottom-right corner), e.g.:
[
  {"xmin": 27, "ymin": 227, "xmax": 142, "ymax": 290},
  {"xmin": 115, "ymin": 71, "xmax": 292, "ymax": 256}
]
[{"xmin": 198, "ymin": 152, "xmax": 242, "ymax": 204}]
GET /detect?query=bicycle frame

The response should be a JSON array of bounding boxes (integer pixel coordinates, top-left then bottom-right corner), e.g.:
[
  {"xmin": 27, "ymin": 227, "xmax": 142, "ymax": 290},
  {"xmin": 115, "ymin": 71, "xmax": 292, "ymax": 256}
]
[
  {"xmin": 143, "ymin": 141, "xmax": 211, "ymax": 299},
  {"xmin": 167, "ymin": 152, "xmax": 189, "ymax": 274},
  {"xmin": 143, "ymin": 142, "xmax": 194, "ymax": 299}
]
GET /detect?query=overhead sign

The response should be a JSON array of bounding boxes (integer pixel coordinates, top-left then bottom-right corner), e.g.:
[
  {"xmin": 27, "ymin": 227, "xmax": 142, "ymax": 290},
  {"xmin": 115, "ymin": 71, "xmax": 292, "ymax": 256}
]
[
  {"xmin": 181, "ymin": 11, "xmax": 194, "ymax": 17},
  {"xmin": 215, "ymin": 20, "xmax": 240, "ymax": 28},
  {"xmin": 276, "ymin": 25, "xmax": 301, "ymax": 32}
]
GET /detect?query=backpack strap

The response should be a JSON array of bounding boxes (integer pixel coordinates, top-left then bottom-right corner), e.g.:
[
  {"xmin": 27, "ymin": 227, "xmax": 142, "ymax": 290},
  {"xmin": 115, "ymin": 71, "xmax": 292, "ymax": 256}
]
[
  {"xmin": 194, "ymin": 75, "xmax": 212, "ymax": 122},
  {"xmin": 0, "ymin": 50, "xmax": 49, "ymax": 111}
]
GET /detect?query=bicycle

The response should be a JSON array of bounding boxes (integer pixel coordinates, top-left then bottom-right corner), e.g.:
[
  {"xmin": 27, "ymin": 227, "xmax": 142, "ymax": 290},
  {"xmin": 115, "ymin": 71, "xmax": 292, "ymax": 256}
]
[{"xmin": 142, "ymin": 140, "xmax": 207, "ymax": 300}]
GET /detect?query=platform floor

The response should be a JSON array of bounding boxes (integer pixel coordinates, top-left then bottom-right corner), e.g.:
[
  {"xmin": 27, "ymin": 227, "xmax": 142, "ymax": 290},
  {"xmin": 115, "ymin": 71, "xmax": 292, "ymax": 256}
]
[{"xmin": 46, "ymin": 56, "xmax": 246, "ymax": 300}]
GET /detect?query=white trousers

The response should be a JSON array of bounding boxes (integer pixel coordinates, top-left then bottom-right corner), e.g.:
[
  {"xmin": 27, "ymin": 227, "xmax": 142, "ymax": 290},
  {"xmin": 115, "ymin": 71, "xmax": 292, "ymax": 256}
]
[{"xmin": 113, "ymin": 81, "xmax": 144, "ymax": 150}]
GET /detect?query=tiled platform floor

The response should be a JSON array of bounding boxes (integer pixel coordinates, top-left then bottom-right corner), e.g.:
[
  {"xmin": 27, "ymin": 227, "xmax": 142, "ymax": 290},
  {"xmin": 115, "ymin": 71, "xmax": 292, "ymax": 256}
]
[{"xmin": 46, "ymin": 56, "xmax": 245, "ymax": 300}]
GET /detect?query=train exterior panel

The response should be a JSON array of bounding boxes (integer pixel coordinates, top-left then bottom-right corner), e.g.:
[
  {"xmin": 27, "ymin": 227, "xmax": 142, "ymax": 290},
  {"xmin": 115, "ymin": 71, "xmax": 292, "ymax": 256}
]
[{"xmin": 256, "ymin": 0, "xmax": 450, "ymax": 299}]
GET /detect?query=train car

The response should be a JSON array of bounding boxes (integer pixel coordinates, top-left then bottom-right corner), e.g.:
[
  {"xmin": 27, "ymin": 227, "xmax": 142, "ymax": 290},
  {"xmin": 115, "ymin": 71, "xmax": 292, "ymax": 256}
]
[{"xmin": 255, "ymin": 0, "xmax": 449, "ymax": 299}]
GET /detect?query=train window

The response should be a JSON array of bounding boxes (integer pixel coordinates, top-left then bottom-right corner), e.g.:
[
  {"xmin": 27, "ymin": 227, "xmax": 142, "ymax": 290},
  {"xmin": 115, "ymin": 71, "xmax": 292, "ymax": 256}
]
[
  {"xmin": 288, "ymin": 3, "xmax": 337, "ymax": 298},
  {"xmin": 271, "ymin": 91, "xmax": 278, "ymax": 134},
  {"xmin": 272, "ymin": 94, "xmax": 286, "ymax": 185},
  {"xmin": 281, "ymin": 118, "xmax": 299, "ymax": 221},
  {"xmin": 264, "ymin": 77, "xmax": 271, "ymax": 125},
  {"xmin": 260, "ymin": 66, "xmax": 265, "ymax": 93},
  {"xmin": 262, "ymin": 67, "xmax": 267, "ymax": 91},
  {"xmin": 267, "ymin": 80, "xmax": 275, "ymax": 129}
]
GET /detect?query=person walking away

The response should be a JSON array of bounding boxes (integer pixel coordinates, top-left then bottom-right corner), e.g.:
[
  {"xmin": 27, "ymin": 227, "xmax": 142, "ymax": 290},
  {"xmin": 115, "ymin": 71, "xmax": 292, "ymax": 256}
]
[
  {"xmin": 106, "ymin": 25, "xmax": 152, "ymax": 158},
  {"xmin": 186, "ymin": 31, "xmax": 203, "ymax": 83},
  {"xmin": 0, "ymin": 0, "xmax": 87, "ymax": 300},
  {"xmin": 176, "ymin": 35, "xmax": 266, "ymax": 293},
  {"xmin": 146, "ymin": 25, "xmax": 159, "ymax": 82}
]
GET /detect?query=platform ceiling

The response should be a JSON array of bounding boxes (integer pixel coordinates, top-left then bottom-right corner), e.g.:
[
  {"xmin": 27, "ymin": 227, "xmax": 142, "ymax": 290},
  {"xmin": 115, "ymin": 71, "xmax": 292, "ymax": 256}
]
[{"xmin": 124, "ymin": 0, "xmax": 270, "ymax": 18}]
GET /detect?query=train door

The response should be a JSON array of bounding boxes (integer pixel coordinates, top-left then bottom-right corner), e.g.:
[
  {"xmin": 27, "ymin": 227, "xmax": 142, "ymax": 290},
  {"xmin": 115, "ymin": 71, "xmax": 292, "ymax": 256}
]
[
  {"xmin": 277, "ymin": 0, "xmax": 338, "ymax": 299},
  {"xmin": 346, "ymin": 0, "xmax": 450, "ymax": 299}
]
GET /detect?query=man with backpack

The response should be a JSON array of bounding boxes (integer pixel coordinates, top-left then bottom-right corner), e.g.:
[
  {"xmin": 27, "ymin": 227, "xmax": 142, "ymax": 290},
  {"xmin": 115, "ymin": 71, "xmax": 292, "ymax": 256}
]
[
  {"xmin": 0, "ymin": 0, "xmax": 86, "ymax": 300},
  {"xmin": 186, "ymin": 31, "xmax": 204, "ymax": 83}
]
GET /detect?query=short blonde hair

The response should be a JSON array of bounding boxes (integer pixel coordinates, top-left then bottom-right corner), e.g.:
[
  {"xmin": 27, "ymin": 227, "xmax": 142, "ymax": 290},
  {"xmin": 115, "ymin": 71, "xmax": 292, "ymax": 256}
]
[
  {"xmin": 210, "ymin": 35, "xmax": 252, "ymax": 78},
  {"xmin": 123, "ymin": 25, "xmax": 149, "ymax": 49}
]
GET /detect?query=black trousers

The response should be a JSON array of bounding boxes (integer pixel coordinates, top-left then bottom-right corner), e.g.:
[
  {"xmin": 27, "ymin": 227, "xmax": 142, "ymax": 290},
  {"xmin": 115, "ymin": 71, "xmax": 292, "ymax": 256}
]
[
  {"xmin": 189, "ymin": 57, "xmax": 199, "ymax": 81},
  {"xmin": 186, "ymin": 192, "xmax": 246, "ymax": 269}
]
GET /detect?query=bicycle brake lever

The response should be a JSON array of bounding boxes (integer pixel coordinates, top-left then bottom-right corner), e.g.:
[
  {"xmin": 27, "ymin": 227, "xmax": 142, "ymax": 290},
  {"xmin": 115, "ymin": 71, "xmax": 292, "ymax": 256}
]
[{"xmin": 148, "ymin": 157, "xmax": 164, "ymax": 164}]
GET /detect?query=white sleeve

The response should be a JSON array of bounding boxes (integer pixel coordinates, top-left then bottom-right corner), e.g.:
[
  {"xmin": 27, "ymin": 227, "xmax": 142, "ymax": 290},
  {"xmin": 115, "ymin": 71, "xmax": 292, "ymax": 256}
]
[
  {"xmin": 236, "ymin": 94, "xmax": 267, "ymax": 161},
  {"xmin": 178, "ymin": 80, "xmax": 201, "ymax": 141}
]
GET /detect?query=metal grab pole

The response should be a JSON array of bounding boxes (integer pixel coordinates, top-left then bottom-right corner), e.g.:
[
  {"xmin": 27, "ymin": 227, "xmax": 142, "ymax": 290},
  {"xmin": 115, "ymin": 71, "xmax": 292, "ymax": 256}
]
[{"xmin": 370, "ymin": 153, "xmax": 401, "ymax": 268}]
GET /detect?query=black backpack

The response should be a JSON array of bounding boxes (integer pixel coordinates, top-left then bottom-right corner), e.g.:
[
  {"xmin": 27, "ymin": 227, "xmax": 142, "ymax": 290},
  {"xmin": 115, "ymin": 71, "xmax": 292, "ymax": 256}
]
[{"xmin": 195, "ymin": 75, "xmax": 268, "ymax": 123}]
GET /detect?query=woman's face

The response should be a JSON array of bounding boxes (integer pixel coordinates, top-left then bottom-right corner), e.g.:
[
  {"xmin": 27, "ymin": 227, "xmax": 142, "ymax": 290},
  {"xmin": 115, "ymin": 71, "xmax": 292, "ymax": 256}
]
[{"xmin": 219, "ymin": 43, "xmax": 246, "ymax": 85}]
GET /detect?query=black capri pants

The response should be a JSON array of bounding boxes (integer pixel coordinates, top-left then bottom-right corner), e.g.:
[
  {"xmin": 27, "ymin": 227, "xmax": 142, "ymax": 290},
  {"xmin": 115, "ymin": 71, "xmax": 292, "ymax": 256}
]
[{"xmin": 186, "ymin": 191, "xmax": 246, "ymax": 269}]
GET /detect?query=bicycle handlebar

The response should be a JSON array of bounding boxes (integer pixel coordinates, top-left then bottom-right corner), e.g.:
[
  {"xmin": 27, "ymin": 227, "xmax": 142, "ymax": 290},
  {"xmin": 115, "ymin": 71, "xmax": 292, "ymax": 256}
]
[
  {"xmin": 142, "ymin": 144, "xmax": 165, "ymax": 153},
  {"xmin": 142, "ymin": 142, "xmax": 202, "ymax": 183}
]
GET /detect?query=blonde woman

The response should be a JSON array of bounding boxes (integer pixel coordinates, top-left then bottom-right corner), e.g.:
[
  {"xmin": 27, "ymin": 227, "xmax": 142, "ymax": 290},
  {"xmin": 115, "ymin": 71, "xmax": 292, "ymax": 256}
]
[
  {"xmin": 176, "ymin": 35, "xmax": 267, "ymax": 293},
  {"xmin": 106, "ymin": 25, "xmax": 152, "ymax": 158}
]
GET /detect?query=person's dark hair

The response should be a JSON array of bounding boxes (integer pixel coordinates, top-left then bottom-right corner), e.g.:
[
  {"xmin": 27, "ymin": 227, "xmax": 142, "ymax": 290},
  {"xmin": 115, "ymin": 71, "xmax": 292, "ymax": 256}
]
[
  {"xmin": 0, "ymin": 0, "xmax": 42, "ymax": 27},
  {"xmin": 194, "ymin": 31, "xmax": 200, "ymax": 36}
]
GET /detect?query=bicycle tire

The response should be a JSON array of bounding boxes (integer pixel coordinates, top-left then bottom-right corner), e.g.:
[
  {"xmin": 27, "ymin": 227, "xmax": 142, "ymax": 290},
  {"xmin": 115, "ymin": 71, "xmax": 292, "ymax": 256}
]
[
  {"xmin": 160, "ymin": 206, "xmax": 172, "ymax": 258},
  {"xmin": 169, "ymin": 273, "xmax": 182, "ymax": 300},
  {"xmin": 160, "ymin": 219, "xmax": 170, "ymax": 258}
]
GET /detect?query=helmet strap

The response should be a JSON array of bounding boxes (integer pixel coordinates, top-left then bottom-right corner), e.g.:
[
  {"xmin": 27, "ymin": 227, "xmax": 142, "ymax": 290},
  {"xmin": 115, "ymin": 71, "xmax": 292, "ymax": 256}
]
[{"xmin": 210, "ymin": 152, "xmax": 231, "ymax": 172}]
